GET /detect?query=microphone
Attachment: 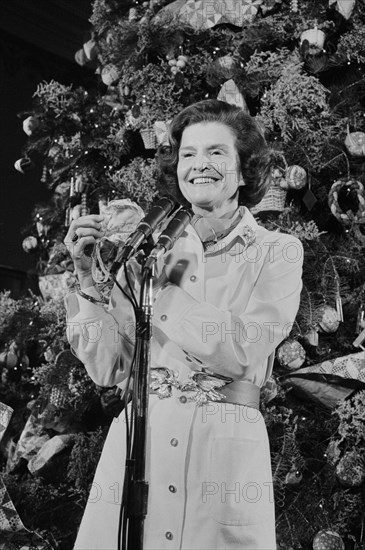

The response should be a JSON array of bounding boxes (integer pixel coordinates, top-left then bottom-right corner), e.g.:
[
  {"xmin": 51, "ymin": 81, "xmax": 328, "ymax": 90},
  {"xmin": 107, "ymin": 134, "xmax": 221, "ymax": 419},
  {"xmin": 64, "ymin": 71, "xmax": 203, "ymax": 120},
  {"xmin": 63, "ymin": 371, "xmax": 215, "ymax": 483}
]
[
  {"xmin": 144, "ymin": 207, "xmax": 193, "ymax": 271},
  {"xmin": 110, "ymin": 196, "xmax": 178, "ymax": 275}
]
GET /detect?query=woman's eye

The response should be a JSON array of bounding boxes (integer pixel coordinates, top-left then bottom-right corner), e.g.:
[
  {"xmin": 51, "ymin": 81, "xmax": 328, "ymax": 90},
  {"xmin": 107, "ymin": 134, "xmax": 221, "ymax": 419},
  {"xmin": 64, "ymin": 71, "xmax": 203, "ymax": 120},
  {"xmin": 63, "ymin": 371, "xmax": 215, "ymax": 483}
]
[{"xmin": 211, "ymin": 150, "xmax": 222, "ymax": 155}]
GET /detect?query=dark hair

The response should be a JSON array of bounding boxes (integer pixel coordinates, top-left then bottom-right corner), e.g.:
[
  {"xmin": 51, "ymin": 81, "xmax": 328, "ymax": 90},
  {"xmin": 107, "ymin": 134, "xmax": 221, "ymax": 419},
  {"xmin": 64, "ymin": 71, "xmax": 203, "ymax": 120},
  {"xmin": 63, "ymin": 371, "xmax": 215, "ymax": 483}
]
[{"xmin": 157, "ymin": 99, "xmax": 272, "ymax": 209}]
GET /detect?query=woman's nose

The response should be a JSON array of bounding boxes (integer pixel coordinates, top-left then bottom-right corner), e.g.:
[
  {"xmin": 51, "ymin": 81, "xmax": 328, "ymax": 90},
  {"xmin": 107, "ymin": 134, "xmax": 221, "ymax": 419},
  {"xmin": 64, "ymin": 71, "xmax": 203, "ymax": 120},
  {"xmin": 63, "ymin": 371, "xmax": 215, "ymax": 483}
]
[{"xmin": 192, "ymin": 151, "xmax": 210, "ymax": 170}]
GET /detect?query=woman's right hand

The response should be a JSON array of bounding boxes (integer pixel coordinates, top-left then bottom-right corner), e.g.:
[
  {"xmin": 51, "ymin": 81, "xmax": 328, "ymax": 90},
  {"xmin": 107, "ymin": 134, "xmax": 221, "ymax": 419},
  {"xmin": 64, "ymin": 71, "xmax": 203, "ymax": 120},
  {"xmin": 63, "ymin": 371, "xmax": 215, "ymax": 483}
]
[{"xmin": 64, "ymin": 214, "xmax": 104, "ymax": 286}]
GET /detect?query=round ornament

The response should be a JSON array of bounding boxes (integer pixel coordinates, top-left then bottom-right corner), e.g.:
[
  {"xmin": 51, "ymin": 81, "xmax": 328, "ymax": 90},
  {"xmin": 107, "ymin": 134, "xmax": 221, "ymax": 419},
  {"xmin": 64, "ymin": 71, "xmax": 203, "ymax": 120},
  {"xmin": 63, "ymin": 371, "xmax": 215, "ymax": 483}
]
[
  {"xmin": 176, "ymin": 59, "xmax": 186, "ymax": 69},
  {"xmin": 300, "ymin": 28, "xmax": 326, "ymax": 50},
  {"xmin": 303, "ymin": 327, "xmax": 319, "ymax": 346},
  {"xmin": 14, "ymin": 157, "xmax": 34, "ymax": 174},
  {"xmin": 22, "ymin": 236, "xmax": 38, "ymax": 253},
  {"xmin": 314, "ymin": 305, "xmax": 340, "ymax": 333},
  {"xmin": 74, "ymin": 48, "xmax": 89, "ymax": 66},
  {"xmin": 0, "ymin": 351, "xmax": 18, "ymax": 369},
  {"xmin": 345, "ymin": 131, "xmax": 365, "ymax": 157},
  {"xmin": 284, "ymin": 165, "xmax": 307, "ymax": 190},
  {"xmin": 22, "ymin": 116, "xmax": 40, "ymax": 136},
  {"xmin": 101, "ymin": 64, "xmax": 120, "ymax": 86},
  {"xmin": 277, "ymin": 340, "xmax": 306, "ymax": 370},
  {"xmin": 312, "ymin": 530, "xmax": 345, "ymax": 550},
  {"xmin": 335, "ymin": 449, "xmax": 365, "ymax": 487},
  {"xmin": 328, "ymin": 179, "xmax": 365, "ymax": 226}
]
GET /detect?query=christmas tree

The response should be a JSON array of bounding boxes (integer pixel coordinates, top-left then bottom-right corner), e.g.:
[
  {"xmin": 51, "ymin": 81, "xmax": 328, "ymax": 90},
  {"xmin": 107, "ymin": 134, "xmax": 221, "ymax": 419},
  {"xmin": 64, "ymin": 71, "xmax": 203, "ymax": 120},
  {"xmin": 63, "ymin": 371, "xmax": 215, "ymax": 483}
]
[{"xmin": 1, "ymin": 0, "xmax": 365, "ymax": 548}]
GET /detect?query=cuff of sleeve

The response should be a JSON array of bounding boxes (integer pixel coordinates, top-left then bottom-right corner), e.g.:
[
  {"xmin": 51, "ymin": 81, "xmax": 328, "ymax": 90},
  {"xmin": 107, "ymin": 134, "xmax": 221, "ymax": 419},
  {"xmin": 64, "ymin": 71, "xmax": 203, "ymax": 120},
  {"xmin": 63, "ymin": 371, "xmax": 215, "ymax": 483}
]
[
  {"xmin": 64, "ymin": 286, "xmax": 106, "ymax": 320},
  {"xmin": 153, "ymin": 284, "xmax": 197, "ymax": 335}
]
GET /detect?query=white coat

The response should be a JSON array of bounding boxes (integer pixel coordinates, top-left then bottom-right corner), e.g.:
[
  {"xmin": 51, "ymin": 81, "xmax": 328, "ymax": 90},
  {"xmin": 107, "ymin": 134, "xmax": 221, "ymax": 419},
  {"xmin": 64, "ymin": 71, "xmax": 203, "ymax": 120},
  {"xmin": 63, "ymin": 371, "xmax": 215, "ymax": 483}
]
[{"xmin": 65, "ymin": 207, "xmax": 303, "ymax": 550}]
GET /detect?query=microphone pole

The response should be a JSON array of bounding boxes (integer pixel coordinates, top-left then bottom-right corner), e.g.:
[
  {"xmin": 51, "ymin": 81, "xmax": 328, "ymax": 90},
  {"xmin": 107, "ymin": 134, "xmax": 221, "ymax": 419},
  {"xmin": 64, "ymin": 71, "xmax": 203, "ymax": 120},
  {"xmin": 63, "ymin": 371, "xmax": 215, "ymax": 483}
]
[
  {"xmin": 125, "ymin": 266, "xmax": 153, "ymax": 550},
  {"xmin": 124, "ymin": 207, "xmax": 192, "ymax": 550}
]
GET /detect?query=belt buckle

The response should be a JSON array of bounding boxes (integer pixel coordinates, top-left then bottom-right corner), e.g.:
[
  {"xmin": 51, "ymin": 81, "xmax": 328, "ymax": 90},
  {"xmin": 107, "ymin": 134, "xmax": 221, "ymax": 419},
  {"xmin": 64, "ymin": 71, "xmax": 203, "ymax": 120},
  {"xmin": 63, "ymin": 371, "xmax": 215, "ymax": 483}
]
[
  {"xmin": 180, "ymin": 371, "xmax": 233, "ymax": 405},
  {"xmin": 150, "ymin": 367, "xmax": 180, "ymax": 399},
  {"xmin": 150, "ymin": 368, "xmax": 233, "ymax": 406}
]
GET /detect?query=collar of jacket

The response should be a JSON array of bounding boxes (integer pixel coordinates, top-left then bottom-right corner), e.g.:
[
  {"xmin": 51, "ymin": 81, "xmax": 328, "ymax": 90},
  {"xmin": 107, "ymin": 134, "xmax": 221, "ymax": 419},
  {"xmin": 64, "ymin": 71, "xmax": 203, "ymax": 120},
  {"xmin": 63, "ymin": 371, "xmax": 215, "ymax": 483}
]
[{"xmin": 184, "ymin": 206, "xmax": 259, "ymax": 257}]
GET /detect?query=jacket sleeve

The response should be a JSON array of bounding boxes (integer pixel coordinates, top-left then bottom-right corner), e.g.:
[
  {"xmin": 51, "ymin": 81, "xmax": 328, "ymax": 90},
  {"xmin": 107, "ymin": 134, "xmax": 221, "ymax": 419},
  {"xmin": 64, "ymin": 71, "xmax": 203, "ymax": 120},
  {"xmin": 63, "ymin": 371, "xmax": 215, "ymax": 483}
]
[
  {"xmin": 64, "ymin": 272, "xmax": 137, "ymax": 387},
  {"xmin": 153, "ymin": 233, "xmax": 303, "ymax": 379}
]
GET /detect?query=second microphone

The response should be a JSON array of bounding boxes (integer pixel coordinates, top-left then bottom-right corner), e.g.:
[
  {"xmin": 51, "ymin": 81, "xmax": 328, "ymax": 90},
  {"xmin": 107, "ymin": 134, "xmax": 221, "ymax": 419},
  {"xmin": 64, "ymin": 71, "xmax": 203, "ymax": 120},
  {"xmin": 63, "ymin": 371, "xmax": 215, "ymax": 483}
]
[{"xmin": 143, "ymin": 207, "xmax": 193, "ymax": 272}]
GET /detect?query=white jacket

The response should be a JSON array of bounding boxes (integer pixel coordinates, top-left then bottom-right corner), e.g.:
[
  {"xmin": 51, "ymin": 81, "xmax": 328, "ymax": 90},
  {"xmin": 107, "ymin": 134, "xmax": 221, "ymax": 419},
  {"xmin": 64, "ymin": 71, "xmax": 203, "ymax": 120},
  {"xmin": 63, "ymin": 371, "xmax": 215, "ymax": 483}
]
[{"xmin": 66, "ymin": 207, "xmax": 303, "ymax": 550}]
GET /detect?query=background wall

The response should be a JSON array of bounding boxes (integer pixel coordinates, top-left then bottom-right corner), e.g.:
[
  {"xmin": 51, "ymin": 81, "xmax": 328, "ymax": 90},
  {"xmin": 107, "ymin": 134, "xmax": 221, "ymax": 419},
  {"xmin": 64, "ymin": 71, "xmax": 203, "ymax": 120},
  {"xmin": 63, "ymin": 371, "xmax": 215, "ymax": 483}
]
[{"xmin": 0, "ymin": 2, "xmax": 92, "ymax": 295}]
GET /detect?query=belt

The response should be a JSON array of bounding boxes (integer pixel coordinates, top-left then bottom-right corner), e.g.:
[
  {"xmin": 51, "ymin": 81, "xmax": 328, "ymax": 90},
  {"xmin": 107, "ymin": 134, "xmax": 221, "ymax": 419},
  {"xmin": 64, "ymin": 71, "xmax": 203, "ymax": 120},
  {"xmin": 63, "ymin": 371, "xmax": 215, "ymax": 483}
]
[
  {"xmin": 149, "ymin": 368, "xmax": 260, "ymax": 409},
  {"xmin": 220, "ymin": 380, "xmax": 260, "ymax": 410}
]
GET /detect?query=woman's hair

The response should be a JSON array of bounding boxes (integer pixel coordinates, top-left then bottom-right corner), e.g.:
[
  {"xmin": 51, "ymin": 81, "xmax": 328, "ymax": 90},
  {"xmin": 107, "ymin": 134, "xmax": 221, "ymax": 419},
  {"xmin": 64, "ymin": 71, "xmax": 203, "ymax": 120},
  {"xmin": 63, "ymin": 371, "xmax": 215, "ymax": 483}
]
[{"xmin": 157, "ymin": 99, "xmax": 272, "ymax": 209}]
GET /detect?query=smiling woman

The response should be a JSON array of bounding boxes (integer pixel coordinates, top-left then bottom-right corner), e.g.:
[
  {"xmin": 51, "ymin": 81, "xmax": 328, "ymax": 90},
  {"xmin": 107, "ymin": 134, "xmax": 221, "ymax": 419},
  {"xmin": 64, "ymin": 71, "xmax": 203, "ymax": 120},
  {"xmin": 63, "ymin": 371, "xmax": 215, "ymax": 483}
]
[
  {"xmin": 159, "ymin": 99, "xmax": 272, "ymax": 210},
  {"xmin": 177, "ymin": 122, "xmax": 245, "ymax": 217},
  {"xmin": 64, "ymin": 99, "xmax": 303, "ymax": 550}
]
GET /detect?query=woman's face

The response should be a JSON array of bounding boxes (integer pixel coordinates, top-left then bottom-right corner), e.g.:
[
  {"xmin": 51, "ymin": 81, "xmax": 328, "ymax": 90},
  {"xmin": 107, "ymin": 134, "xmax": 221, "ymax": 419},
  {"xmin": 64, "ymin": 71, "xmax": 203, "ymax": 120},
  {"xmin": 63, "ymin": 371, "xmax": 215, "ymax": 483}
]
[{"xmin": 177, "ymin": 121, "xmax": 245, "ymax": 217}]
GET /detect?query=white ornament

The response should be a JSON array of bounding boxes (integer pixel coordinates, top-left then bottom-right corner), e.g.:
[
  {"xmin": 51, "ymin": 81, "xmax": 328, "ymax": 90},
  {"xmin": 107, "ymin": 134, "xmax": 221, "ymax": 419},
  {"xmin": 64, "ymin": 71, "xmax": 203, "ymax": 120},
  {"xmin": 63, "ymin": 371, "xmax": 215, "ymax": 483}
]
[
  {"xmin": 101, "ymin": 64, "xmax": 120, "ymax": 86},
  {"xmin": 300, "ymin": 27, "xmax": 326, "ymax": 49},
  {"xmin": 217, "ymin": 80, "xmax": 249, "ymax": 113},
  {"xmin": 336, "ymin": 0, "xmax": 356, "ymax": 19}
]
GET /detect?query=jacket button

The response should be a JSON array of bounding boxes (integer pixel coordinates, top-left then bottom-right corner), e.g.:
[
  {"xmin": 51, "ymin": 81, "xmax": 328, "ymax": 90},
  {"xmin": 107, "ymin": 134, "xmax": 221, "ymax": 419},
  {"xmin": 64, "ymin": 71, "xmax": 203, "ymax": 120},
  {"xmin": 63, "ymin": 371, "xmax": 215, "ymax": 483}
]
[
  {"xmin": 170, "ymin": 438, "xmax": 178, "ymax": 447},
  {"xmin": 160, "ymin": 314, "xmax": 167, "ymax": 321},
  {"xmin": 190, "ymin": 275, "xmax": 197, "ymax": 282},
  {"xmin": 169, "ymin": 485, "xmax": 177, "ymax": 493},
  {"xmin": 165, "ymin": 531, "xmax": 173, "ymax": 540},
  {"xmin": 179, "ymin": 395, "xmax": 187, "ymax": 404}
]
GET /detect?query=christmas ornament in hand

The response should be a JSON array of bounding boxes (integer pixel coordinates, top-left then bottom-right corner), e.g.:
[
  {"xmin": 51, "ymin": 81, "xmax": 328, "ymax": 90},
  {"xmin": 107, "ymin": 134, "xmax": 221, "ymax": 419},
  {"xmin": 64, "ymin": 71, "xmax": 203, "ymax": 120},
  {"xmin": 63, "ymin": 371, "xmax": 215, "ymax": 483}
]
[
  {"xmin": 313, "ymin": 530, "xmax": 345, "ymax": 550},
  {"xmin": 277, "ymin": 339, "xmax": 306, "ymax": 370}
]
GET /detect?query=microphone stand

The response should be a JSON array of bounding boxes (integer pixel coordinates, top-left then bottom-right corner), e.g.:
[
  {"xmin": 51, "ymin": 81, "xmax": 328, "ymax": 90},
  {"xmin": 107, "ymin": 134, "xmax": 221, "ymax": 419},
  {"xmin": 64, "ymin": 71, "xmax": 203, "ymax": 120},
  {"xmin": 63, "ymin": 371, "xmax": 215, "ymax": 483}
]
[{"xmin": 124, "ymin": 261, "xmax": 154, "ymax": 550}]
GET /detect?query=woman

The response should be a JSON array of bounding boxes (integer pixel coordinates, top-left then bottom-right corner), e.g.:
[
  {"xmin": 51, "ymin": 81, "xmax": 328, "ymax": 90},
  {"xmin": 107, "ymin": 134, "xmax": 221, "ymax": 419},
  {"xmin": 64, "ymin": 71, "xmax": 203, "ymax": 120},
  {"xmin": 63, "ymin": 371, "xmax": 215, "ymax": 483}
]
[{"xmin": 64, "ymin": 99, "xmax": 303, "ymax": 549}]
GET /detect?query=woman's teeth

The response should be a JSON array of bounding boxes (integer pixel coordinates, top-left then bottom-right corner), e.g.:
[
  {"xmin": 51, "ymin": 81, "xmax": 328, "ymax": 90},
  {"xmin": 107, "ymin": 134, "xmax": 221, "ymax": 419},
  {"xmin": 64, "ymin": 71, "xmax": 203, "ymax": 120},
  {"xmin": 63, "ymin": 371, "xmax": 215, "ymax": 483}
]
[{"xmin": 192, "ymin": 177, "xmax": 217, "ymax": 184}]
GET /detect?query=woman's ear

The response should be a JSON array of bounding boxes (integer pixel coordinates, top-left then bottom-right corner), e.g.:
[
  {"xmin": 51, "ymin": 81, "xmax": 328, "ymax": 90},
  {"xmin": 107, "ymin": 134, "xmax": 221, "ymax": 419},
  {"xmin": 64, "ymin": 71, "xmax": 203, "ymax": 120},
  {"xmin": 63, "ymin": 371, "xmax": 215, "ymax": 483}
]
[{"xmin": 238, "ymin": 175, "xmax": 246, "ymax": 187}]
